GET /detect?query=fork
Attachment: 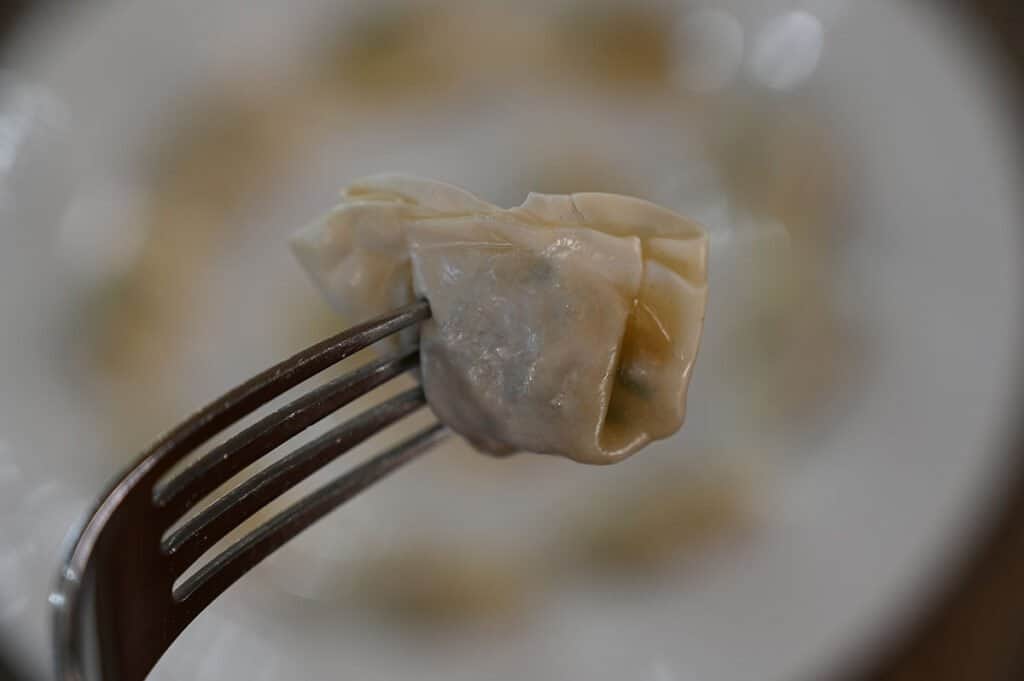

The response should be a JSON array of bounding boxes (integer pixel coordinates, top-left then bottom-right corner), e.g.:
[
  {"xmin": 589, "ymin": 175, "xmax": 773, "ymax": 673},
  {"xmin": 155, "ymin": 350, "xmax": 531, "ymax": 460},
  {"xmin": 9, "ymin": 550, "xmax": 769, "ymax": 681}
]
[{"xmin": 51, "ymin": 299, "xmax": 447, "ymax": 681}]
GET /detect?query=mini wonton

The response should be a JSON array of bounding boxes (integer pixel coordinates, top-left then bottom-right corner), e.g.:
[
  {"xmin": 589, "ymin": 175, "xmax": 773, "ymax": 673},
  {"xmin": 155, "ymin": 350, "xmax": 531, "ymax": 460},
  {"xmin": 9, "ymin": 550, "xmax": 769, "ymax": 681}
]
[{"xmin": 291, "ymin": 175, "xmax": 708, "ymax": 464}]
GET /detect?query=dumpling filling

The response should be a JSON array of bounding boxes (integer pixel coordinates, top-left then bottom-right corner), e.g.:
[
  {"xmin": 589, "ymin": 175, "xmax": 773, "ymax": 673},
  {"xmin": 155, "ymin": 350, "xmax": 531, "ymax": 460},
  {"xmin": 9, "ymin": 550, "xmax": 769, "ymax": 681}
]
[{"xmin": 291, "ymin": 174, "xmax": 708, "ymax": 464}]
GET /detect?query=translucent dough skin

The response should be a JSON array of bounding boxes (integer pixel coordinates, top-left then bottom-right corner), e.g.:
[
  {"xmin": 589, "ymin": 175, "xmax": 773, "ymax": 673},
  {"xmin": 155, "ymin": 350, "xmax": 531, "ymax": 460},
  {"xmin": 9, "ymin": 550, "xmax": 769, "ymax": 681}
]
[{"xmin": 291, "ymin": 175, "xmax": 708, "ymax": 464}]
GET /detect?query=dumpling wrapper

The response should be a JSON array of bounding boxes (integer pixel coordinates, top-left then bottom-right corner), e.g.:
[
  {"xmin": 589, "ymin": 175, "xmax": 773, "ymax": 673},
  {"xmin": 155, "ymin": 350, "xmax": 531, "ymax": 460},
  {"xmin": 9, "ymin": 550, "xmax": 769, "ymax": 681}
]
[{"xmin": 291, "ymin": 174, "xmax": 708, "ymax": 464}]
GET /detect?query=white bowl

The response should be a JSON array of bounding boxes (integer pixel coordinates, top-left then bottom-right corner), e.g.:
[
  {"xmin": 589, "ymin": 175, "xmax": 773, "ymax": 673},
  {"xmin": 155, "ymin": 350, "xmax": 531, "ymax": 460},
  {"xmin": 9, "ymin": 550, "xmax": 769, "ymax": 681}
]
[{"xmin": 0, "ymin": 2, "xmax": 1021, "ymax": 680}]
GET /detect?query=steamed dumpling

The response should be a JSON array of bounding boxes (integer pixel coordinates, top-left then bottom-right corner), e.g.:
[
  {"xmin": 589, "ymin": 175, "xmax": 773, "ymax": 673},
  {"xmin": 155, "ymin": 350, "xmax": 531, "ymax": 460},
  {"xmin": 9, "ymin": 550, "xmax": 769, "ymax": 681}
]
[{"xmin": 291, "ymin": 174, "xmax": 708, "ymax": 464}]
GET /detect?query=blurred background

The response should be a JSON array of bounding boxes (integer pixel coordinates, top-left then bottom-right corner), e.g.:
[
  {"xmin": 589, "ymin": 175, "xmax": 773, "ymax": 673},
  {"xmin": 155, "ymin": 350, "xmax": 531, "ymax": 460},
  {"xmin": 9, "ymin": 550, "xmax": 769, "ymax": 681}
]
[{"xmin": 0, "ymin": 1, "xmax": 1022, "ymax": 680}]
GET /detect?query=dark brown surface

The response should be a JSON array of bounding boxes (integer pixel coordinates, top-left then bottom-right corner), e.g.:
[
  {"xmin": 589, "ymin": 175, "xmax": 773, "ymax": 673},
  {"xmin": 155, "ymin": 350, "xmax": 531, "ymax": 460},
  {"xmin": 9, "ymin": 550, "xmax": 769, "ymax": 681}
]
[
  {"xmin": 0, "ymin": 1, "xmax": 33, "ymax": 58},
  {"xmin": 1, "ymin": 1, "xmax": 1022, "ymax": 680}
]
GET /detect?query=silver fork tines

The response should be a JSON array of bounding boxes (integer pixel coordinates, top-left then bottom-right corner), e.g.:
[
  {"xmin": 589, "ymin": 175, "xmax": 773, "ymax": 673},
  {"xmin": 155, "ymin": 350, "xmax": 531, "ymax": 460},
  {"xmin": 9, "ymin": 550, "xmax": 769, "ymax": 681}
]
[{"xmin": 52, "ymin": 300, "xmax": 444, "ymax": 681}]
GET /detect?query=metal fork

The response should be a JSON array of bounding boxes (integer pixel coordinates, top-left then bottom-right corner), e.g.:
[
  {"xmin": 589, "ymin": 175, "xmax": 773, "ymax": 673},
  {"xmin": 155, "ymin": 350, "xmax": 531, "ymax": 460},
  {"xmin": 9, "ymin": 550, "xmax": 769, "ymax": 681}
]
[{"xmin": 51, "ymin": 300, "xmax": 446, "ymax": 681}]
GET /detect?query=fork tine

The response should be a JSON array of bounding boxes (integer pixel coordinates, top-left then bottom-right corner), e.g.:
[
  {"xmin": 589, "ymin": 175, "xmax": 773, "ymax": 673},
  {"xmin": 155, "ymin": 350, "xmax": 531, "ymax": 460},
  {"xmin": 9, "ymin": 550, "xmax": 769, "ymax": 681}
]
[
  {"xmin": 138, "ymin": 299, "xmax": 429, "ymax": 485},
  {"xmin": 154, "ymin": 346, "xmax": 419, "ymax": 514},
  {"xmin": 173, "ymin": 423, "xmax": 449, "ymax": 612},
  {"xmin": 53, "ymin": 301, "xmax": 440, "ymax": 681},
  {"xmin": 162, "ymin": 387, "xmax": 427, "ymax": 574}
]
